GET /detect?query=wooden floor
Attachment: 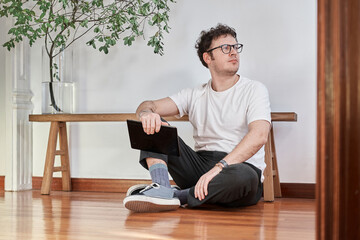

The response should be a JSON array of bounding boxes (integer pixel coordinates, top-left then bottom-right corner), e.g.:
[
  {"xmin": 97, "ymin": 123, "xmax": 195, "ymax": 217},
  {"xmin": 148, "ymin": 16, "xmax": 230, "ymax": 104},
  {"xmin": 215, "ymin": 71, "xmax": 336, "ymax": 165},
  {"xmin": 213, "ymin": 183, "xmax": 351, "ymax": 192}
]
[{"xmin": 0, "ymin": 190, "xmax": 315, "ymax": 240}]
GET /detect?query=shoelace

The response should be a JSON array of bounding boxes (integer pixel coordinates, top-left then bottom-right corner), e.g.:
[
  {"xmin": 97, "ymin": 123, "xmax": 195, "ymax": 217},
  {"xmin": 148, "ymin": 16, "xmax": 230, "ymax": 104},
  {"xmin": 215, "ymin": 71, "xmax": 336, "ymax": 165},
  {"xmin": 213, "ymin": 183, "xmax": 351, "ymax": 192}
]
[{"xmin": 139, "ymin": 182, "xmax": 160, "ymax": 193}]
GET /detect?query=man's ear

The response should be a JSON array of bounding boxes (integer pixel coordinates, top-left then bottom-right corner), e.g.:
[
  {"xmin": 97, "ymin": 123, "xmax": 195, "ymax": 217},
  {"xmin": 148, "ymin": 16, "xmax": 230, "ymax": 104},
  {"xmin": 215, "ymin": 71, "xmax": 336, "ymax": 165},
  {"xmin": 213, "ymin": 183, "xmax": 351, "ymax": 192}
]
[{"xmin": 203, "ymin": 52, "xmax": 211, "ymax": 66}]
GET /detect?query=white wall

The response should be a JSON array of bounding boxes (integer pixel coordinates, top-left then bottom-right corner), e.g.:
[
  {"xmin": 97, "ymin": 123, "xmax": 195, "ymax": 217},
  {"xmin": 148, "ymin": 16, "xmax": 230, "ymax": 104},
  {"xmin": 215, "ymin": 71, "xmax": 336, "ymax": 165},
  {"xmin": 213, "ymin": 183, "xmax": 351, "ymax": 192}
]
[
  {"xmin": 30, "ymin": 0, "xmax": 317, "ymax": 183},
  {"xmin": 0, "ymin": 19, "xmax": 7, "ymax": 176}
]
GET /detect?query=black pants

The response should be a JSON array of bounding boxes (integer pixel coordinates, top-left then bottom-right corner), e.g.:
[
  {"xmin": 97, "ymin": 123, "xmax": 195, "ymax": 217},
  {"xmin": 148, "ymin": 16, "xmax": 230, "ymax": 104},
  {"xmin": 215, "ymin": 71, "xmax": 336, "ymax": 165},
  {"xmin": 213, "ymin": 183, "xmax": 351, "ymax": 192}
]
[{"xmin": 139, "ymin": 137, "xmax": 263, "ymax": 208}]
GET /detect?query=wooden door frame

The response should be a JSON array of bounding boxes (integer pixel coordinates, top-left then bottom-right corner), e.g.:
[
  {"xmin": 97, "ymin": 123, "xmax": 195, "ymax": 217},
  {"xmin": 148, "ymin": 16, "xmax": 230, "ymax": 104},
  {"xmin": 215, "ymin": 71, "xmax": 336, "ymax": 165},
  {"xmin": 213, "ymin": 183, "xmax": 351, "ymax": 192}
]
[{"xmin": 317, "ymin": 0, "xmax": 360, "ymax": 239}]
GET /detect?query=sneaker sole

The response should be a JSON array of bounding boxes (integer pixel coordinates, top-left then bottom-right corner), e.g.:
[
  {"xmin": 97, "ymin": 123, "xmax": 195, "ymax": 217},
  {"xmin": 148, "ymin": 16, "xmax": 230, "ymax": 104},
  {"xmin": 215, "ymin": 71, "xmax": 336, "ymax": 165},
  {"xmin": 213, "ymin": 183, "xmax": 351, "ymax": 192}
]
[{"xmin": 123, "ymin": 195, "xmax": 180, "ymax": 213}]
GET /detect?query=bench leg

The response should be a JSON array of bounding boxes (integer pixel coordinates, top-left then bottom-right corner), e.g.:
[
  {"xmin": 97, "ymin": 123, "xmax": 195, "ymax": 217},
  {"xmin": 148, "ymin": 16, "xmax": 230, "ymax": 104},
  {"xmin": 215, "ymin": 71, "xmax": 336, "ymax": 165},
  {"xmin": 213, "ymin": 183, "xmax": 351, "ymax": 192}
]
[
  {"xmin": 41, "ymin": 121, "xmax": 72, "ymax": 194},
  {"xmin": 271, "ymin": 127, "xmax": 282, "ymax": 197},
  {"xmin": 59, "ymin": 122, "xmax": 71, "ymax": 191},
  {"xmin": 41, "ymin": 122, "xmax": 59, "ymax": 195},
  {"xmin": 263, "ymin": 131, "xmax": 275, "ymax": 202}
]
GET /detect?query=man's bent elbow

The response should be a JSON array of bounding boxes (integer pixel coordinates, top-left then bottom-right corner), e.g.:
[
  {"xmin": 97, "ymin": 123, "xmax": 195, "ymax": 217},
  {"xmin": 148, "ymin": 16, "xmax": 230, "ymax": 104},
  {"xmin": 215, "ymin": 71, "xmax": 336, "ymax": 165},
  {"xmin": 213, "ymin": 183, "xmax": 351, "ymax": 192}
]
[
  {"xmin": 136, "ymin": 101, "xmax": 156, "ymax": 117},
  {"xmin": 260, "ymin": 122, "xmax": 271, "ymax": 146},
  {"xmin": 257, "ymin": 129, "xmax": 270, "ymax": 147},
  {"xmin": 138, "ymin": 100, "xmax": 154, "ymax": 109},
  {"xmin": 260, "ymin": 135, "xmax": 268, "ymax": 146}
]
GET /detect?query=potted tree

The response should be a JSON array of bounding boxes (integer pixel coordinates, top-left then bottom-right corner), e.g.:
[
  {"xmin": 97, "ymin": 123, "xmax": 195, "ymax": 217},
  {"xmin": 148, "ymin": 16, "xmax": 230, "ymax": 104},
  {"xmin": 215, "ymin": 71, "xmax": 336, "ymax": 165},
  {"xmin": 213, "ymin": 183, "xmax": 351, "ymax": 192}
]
[{"xmin": 0, "ymin": 0, "xmax": 174, "ymax": 113}]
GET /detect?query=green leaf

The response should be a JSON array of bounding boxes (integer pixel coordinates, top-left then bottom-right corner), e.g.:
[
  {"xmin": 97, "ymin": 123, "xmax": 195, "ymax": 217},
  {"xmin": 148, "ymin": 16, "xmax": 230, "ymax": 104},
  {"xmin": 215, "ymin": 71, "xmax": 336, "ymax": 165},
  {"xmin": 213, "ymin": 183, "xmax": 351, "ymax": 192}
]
[
  {"xmin": 86, "ymin": 39, "xmax": 97, "ymax": 49},
  {"xmin": 39, "ymin": 12, "xmax": 46, "ymax": 19},
  {"xmin": 99, "ymin": 46, "xmax": 109, "ymax": 54},
  {"xmin": 80, "ymin": 19, "xmax": 88, "ymax": 28}
]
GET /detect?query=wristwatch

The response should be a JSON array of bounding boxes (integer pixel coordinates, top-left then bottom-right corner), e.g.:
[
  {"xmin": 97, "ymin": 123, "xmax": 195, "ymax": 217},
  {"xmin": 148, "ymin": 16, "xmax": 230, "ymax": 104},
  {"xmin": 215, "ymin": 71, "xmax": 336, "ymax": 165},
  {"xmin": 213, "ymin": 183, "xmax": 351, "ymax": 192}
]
[
  {"xmin": 220, "ymin": 159, "xmax": 229, "ymax": 168},
  {"xmin": 215, "ymin": 159, "xmax": 229, "ymax": 171}
]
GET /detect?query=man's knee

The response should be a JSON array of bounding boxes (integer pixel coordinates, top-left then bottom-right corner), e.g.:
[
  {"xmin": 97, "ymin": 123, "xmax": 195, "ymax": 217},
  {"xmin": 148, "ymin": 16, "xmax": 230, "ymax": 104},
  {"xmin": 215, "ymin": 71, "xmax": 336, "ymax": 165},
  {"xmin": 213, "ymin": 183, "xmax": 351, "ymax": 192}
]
[
  {"xmin": 209, "ymin": 164, "xmax": 261, "ymax": 206},
  {"xmin": 219, "ymin": 163, "xmax": 259, "ymax": 189}
]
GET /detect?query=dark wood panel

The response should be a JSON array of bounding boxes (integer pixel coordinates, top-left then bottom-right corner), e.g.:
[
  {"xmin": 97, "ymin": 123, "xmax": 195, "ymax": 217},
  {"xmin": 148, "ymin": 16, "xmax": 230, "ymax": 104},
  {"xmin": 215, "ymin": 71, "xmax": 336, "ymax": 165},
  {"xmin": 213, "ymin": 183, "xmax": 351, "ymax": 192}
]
[
  {"xmin": 0, "ymin": 176, "xmax": 4, "ymax": 190},
  {"xmin": 281, "ymin": 183, "xmax": 315, "ymax": 199},
  {"xmin": 32, "ymin": 177, "xmax": 175, "ymax": 193},
  {"xmin": 32, "ymin": 177, "xmax": 314, "ymax": 198},
  {"xmin": 317, "ymin": 0, "xmax": 360, "ymax": 239}
]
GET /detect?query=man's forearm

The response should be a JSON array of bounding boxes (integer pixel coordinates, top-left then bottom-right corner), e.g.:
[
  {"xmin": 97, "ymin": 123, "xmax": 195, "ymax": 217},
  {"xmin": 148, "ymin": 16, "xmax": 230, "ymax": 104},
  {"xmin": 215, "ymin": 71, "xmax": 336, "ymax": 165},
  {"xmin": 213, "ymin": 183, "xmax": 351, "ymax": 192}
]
[
  {"xmin": 224, "ymin": 133, "xmax": 266, "ymax": 165},
  {"xmin": 223, "ymin": 121, "xmax": 270, "ymax": 165}
]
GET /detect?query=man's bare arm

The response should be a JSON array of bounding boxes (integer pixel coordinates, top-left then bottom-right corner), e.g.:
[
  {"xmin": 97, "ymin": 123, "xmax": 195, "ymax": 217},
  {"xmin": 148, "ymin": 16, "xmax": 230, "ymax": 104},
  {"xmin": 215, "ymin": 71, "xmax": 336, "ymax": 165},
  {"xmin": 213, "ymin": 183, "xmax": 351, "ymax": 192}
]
[
  {"xmin": 136, "ymin": 97, "xmax": 179, "ymax": 135},
  {"xmin": 194, "ymin": 119, "xmax": 271, "ymax": 200},
  {"xmin": 223, "ymin": 120, "xmax": 271, "ymax": 165}
]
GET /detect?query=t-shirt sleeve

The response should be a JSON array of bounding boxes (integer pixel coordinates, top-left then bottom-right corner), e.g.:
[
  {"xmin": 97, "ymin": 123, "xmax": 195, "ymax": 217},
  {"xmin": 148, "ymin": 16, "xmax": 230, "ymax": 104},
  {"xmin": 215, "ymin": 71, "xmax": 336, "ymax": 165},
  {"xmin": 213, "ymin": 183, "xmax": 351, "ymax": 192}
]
[
  {"xmin": 247, "ymin": 82, "xmax": 271, "ymax": 124},
  {"xmin": 169, "ymin": 88, "xmax": 193, "ymax": 118}
]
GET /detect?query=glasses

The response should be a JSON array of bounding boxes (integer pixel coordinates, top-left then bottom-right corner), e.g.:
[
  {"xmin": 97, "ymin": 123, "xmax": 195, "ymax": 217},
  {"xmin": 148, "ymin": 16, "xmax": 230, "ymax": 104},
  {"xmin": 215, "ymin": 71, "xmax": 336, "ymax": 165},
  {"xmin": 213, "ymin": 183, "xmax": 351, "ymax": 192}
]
[{"xmin": 206, "ymin": 43, "xmax": 243, "ymax": 54}]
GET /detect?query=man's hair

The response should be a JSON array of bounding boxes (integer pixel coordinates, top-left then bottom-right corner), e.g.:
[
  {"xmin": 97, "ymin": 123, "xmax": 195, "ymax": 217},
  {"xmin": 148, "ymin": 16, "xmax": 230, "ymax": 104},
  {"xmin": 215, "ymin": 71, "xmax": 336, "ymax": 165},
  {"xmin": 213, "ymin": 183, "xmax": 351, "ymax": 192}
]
[{"xmin": 195, "ymin": 24, "xmax": 237, "ymax": 68}]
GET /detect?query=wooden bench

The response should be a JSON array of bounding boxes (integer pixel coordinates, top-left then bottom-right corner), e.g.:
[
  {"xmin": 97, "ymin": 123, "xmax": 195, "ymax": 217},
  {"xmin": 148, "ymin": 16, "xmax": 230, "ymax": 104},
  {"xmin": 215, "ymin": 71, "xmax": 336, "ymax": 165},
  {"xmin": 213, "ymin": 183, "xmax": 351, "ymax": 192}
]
[{"xmin": 29, "ymin": 112, "xmax": 297, "ymax": 201}]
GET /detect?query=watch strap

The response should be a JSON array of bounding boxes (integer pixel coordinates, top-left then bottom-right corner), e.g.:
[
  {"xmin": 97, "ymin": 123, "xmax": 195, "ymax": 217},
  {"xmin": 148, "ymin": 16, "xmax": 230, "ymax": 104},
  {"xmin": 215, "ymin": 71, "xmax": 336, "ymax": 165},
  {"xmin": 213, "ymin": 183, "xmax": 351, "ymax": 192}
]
[{"xmin": 220, "ymin": 159, "xmax": 229, "ymax": 168}]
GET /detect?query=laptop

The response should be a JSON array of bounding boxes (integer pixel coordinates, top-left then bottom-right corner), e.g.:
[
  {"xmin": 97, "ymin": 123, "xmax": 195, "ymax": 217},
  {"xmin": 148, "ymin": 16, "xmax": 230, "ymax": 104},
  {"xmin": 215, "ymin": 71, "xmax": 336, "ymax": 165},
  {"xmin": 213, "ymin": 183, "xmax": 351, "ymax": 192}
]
[{"xmin": 126, "ymin": 120, "xmax": 180, "ymax": 156}]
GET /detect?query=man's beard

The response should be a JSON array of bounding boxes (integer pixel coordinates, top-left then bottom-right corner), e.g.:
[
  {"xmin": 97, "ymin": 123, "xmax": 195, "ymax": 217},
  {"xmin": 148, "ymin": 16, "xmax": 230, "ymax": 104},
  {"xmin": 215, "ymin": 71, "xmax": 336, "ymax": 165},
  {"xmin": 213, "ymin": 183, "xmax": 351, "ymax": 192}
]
[
  {"xmin": 213, "ymin": 63, "xmax": 239, "ymax": 76},
  {"xmin": 211, "ymin": 55, "xmax": 239, "ymax": 76}
]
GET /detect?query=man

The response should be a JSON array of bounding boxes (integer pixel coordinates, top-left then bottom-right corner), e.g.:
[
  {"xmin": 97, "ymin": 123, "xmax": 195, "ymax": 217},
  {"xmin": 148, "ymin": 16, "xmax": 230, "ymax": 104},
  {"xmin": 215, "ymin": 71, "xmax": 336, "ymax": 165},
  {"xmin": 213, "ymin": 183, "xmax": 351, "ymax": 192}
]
[{"xmin": 123, "ymin": 24, "xmax": 271, "ymax": 212}]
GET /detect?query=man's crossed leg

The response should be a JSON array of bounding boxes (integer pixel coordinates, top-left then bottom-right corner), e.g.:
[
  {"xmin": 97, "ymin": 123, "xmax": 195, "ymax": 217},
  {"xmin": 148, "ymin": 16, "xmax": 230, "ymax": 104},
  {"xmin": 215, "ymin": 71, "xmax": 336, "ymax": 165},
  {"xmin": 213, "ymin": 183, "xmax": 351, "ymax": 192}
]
[{"xmin": 123, "ymin": 139, "xmax": 262, "ymax": 213}]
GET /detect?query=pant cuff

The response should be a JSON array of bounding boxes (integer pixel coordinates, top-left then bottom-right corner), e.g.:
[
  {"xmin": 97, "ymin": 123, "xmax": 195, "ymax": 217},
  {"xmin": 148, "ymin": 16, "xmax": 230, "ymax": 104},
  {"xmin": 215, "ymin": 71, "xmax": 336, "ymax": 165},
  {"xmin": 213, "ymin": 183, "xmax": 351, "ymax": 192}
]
[{"xmin": 139, "ymin": 150, "xmax": 169, "ymax": 170}]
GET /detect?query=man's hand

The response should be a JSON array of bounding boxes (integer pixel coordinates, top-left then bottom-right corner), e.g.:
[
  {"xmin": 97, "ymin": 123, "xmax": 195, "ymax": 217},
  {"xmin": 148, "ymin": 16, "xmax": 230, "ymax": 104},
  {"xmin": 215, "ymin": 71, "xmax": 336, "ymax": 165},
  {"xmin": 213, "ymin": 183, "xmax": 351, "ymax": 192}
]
[
  {"xmin": 135, "ymin": 98, "xmax": 179, "ymax": 134},
  {"xmin": 139, "ymin": 111, "xmax": 169, "ymax": 135},
  {"xmin": 194, "ymin": 165, "xmax": 222, "ymax": 201}
]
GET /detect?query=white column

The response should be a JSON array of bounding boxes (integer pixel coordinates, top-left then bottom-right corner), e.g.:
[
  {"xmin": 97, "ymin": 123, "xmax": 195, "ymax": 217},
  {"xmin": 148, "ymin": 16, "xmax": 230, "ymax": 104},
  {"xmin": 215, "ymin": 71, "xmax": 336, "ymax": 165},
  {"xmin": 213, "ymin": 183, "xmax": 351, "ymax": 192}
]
[{"xmin": 4, "ymin": 24, "xmax": 34, "ymax": 191}]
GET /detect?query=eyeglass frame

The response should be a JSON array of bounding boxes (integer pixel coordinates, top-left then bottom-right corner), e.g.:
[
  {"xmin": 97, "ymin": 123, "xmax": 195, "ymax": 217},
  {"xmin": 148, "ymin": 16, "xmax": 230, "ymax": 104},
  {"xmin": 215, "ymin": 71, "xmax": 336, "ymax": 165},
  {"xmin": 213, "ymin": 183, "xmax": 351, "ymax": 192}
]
[{"xmin": 206, "ymin": 43, "xmax": 244, "ymax": 54}]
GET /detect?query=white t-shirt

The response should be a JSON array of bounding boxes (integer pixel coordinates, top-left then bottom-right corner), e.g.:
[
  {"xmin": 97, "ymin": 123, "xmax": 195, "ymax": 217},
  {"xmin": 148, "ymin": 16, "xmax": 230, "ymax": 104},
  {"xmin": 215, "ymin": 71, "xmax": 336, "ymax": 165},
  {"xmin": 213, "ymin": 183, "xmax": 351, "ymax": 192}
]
[{"xmin": 169, "ymin": 75, "xmax": 271, "ymax": 181}]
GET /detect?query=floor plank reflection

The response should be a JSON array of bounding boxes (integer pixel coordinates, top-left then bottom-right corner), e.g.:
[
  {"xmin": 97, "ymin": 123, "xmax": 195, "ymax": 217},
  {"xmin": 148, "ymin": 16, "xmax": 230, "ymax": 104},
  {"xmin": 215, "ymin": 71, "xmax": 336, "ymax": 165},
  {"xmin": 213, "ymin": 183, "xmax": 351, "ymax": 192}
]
[{"xmin": 0, "ymin": 190, "xmax": 315, "ymax": 240}]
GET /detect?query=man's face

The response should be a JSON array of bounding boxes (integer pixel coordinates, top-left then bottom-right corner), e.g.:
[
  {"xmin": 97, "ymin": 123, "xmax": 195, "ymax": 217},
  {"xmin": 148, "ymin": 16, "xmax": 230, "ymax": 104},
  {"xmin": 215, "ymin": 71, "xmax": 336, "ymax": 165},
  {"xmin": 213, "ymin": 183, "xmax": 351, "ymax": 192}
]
[{"xmin": 204, "ymin": 35, "xmax": 240, "ymax": 76}]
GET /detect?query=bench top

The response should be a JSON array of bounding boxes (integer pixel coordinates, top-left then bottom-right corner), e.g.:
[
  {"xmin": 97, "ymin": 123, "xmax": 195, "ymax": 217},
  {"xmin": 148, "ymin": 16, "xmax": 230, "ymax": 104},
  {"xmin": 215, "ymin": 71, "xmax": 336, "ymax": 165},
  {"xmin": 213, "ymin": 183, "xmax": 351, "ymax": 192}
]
[{"xmin": 29, "ymin": 112, "xmax": 297, "ymax": 122}]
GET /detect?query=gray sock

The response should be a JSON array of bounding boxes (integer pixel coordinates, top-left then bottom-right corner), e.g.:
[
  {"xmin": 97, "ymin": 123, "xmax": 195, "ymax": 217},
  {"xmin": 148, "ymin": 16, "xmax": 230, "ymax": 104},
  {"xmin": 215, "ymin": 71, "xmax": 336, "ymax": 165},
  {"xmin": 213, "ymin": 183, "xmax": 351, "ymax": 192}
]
[
  {"xmin": 174, "ymin": 188, "xmax": 190, "ymax": 205},
  {"xmin": 149, "ymin": 163, "xmax": 171, "ymax": 188}
]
